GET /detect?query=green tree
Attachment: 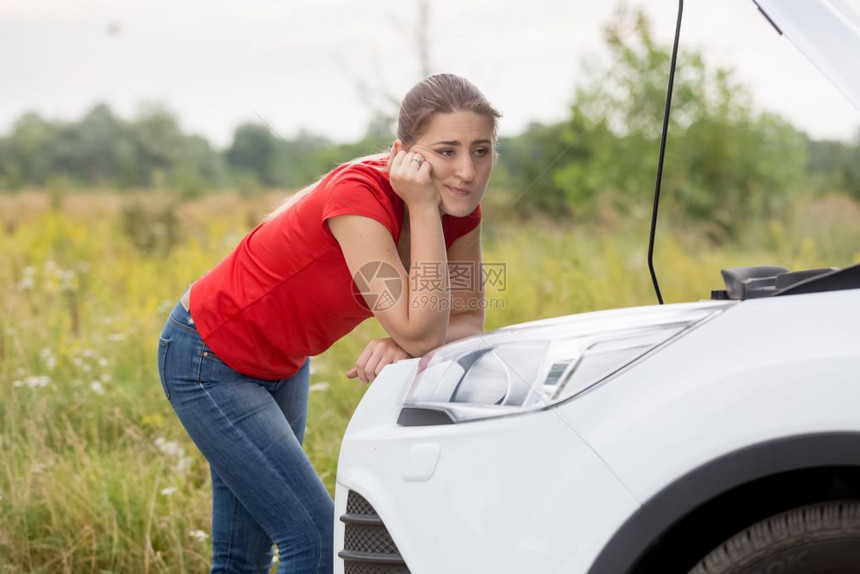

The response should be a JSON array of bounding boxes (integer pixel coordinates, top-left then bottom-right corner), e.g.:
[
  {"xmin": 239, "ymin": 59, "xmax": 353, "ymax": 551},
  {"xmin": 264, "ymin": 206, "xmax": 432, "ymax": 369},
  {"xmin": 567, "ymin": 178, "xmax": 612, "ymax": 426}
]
[
  {"xmin": 268, "ymin": 130, "xmax": 336, "ymax": 188},
  {"xmin": 172, "ymin": 135, "xmax": 229, "ymax": 197},
  {"xmin": 225, "ymin": 123, "xmax": 386, "ymax": 190},
  {"xmin": 226, "ymin": 124, "xmax": 278, "ymax": 186},
  {"xmin": 50, "ymin": 104, "xmax": 123, "ymax": 184},
  {"xmin": 121, "ymin": 104, "xmax": 226, "ymax": 193},
  {"xmin": 130, "ymin": 104, "xmax": 187, "ymax": 187},
  {"xmin": 3, "ymin": 112, "xmax": 57, "ymax": 185},
  {"xmin": 807, "ymin": 133, "xmax": 860, "ymax": 200},
  {"xmin": 843, "ymin": 142, "xmax": 860, "ymax": 200},
  {"xmin": 0, "ymin": 103, "xmax": 224, "ymax": 192},
  {"xmin": 493, "ymin": 122, "xmax": 576, "ymax": 217},
  {"xmin": 553, "ymin": 7, "xmax": 807, "ymax": 238}
]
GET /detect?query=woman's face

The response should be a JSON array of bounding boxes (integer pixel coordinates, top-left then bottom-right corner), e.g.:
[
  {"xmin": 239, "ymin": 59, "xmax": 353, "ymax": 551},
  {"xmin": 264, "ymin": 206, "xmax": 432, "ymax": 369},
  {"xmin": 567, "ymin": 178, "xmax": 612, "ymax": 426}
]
[{"xmin": 407, "ymin": 111, "xmax": 495, "ymax": 218}]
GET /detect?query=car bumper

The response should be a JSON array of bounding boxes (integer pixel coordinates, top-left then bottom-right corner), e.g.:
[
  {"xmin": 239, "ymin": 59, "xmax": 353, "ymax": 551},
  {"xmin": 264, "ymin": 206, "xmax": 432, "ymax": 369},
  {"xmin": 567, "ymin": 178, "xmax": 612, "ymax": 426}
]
[{"xmin": 334, "ymin": 359, "xmax": 640, "ymax": 574}]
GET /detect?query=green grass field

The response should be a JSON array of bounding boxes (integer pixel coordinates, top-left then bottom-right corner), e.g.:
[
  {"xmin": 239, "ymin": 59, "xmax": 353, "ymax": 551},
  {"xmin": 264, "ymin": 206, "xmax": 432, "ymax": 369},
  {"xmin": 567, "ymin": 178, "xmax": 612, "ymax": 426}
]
[{"xmin": 1, "ymin": 189, "xmax": 858, "ymax": 572}]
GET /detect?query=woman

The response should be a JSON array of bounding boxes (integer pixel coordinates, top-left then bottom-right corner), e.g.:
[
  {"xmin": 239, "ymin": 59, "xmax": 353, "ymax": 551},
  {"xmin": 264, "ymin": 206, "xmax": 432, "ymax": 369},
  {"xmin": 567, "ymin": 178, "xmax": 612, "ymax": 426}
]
[{"xmin": 157, "ymin": 73, "xmax": 500, "ymax": 573}]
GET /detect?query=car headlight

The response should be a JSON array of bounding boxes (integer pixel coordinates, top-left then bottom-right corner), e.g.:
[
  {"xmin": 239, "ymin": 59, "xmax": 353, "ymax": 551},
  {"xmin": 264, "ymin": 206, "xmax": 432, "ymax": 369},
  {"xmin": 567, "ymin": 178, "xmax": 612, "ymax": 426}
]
[{"xmin": 397, "ymin": 302, "xmax": 732, "ymax": 425}]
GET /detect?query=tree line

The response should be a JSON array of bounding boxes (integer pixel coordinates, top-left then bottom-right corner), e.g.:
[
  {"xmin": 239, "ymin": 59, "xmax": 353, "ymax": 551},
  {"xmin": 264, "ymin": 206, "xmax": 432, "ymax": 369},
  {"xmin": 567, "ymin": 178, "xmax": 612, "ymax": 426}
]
[
  {"xmin": 0, "ymin": 102, "xmax": 391, "ymax": 199},
  {"xmin": 1, "ymin": 9, "xmax": 858, "ymax": 236}
]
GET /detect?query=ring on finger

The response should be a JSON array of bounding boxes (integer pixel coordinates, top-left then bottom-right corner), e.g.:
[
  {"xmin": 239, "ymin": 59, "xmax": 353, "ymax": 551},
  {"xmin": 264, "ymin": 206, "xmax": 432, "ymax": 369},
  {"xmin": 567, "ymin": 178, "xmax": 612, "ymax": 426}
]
[{"xmin": 410, "ymin": 154, "xmax": 424, "ymax": 166}]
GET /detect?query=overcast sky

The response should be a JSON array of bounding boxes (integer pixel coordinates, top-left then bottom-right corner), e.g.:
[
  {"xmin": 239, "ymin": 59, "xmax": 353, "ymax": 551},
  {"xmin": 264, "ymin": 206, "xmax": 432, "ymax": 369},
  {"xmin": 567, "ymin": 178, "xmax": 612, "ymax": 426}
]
[{"xmin": 2, "ymin": 0, "xmax": 858, "ymax": 148}]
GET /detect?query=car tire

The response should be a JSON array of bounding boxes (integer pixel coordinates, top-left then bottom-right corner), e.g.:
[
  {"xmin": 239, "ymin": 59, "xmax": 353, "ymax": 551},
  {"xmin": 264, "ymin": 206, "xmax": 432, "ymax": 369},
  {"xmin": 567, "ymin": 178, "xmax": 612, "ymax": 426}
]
[{"xmin": 688, "ymin": 501, "xmax": 860, "ymax": 574}]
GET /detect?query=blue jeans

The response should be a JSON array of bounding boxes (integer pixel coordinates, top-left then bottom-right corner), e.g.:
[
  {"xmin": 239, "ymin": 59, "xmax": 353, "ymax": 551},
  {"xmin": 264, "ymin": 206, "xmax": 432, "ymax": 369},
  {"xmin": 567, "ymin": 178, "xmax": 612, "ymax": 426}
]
[{"xmin": 157, "ymin": 302, "xmax": 334, "ymax": 574}]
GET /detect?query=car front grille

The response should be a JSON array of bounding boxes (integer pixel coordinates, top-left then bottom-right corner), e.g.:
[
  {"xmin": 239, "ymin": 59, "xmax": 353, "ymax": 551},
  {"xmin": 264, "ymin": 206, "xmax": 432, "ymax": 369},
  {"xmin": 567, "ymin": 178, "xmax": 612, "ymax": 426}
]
[{"xmin": 339, "ymin": 490, "xmax": 411, "ymax": 574}]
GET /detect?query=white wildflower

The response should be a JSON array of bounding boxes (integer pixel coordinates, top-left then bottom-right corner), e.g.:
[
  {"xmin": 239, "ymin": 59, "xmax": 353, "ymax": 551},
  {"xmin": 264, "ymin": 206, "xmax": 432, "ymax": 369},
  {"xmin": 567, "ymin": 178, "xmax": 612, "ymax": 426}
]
[
  {"xmin": 90, "ymin": 381, "xmax": 106, "ymax": 396},
  {"xmin": 155, "ymin": 437, "xmax": 185, "ymax": 459},
  {"xmin": 12, "ymin": 381, "xmax": 22, "ymax": 388},
  {"xmin": 309, "ymin": 382, "xmax": 330, "ymax": 393},
  {"xmin": 107, "ymin": 333, "xmax": 126, "ymax": 342},
  {"xmin": 97, "ymin": 358, "xmax": 108, "ymax": 368},
  {"xmin": 30, "ymin": 463, "xmax": 46, "ymax": 474},
  {"xmin": 58, "ymin": 269, "xmax": 78, "ymax": 291},
  {"xmin": 46, "ymin": 356, "xmax": 56, "ymax": 370},
  {"xmin": 100, "ymin": 373, "xmax": 112, "ymax": 383},
  {"xmin": 18, "ymin": 266, "xmax": 36, "ymax": 289},
  {"xmin": 175, "ymin": 456, "xmax": 192, "ymax": 476},
  {"xmin": 160, "ymin": 486, "xmax": 177, "ymax": 496},
  {"xmin": 189, "ymin": 529, "xmax": 208, "ymax": 541},
  {"xmin": 24, "ymin": 375, "xmax": 51, "ymax": 388}
]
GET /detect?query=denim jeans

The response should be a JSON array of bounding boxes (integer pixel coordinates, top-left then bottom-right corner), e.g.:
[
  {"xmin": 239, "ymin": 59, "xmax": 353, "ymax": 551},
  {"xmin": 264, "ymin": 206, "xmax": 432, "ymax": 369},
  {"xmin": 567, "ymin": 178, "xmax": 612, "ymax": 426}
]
[{"xmin": 157, "ymin": 302, "xmax": 334, "ymax": 574}]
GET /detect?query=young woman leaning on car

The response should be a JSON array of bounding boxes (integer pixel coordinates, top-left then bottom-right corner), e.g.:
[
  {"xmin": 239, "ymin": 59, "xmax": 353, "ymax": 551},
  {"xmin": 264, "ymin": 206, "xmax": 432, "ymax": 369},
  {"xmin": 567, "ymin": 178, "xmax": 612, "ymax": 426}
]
[{"xmin": 156, "ymin": 73, "xmax": 500, "ymax": 573}]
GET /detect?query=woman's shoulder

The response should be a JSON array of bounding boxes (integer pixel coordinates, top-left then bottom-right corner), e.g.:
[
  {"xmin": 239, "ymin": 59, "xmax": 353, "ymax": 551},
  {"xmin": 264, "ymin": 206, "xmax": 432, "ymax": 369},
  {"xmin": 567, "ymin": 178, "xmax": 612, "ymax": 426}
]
[
  {"xmin": 321, "ymin": 155, "xmax": 399, "ymax": 207},
  {"xmin": 316, "ymin": 154, "xmax": 403, "ymax": 235}
]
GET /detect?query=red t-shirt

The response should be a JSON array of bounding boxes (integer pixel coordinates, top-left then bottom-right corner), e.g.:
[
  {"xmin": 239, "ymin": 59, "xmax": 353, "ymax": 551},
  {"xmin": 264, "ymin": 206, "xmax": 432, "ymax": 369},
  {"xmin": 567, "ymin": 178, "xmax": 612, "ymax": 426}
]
[{"xmin": 189, "ymin": 158, "xmax": 482, "ymax": 380}]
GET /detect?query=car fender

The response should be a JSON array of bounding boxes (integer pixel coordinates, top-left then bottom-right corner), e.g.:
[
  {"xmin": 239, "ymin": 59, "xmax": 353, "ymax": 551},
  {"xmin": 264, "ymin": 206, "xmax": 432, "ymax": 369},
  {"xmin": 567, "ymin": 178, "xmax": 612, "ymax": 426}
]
[{"xmin": 585, "ymin": 432, "xmax": 860, "ymax": 573}]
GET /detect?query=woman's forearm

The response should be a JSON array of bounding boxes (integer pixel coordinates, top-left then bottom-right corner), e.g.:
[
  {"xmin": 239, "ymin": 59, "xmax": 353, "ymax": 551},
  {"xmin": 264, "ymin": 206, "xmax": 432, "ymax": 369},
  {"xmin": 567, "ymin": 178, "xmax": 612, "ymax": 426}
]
[{"xmin": 401, "ymin": 203, "xmax": 450, "ymax": 352}]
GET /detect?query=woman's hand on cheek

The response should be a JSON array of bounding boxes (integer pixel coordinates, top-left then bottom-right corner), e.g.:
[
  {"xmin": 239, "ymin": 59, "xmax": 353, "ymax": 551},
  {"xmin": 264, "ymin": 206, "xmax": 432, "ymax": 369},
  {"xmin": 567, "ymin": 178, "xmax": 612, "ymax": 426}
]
[
  {"xmin": 346, "ymin": 337, "xmax": 412, "ymax": 384},
  {"xmin": 387, "ymin": 140, "xmax": 441, "ymax": 210}
]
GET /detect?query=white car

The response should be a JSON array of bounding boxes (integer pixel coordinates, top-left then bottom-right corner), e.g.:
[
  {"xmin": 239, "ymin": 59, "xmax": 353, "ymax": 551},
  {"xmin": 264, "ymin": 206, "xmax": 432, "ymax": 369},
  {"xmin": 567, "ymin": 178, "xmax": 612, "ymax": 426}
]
[{"xmin": 334, "ymin": 2, "xmax": 860, "ymax": 573}]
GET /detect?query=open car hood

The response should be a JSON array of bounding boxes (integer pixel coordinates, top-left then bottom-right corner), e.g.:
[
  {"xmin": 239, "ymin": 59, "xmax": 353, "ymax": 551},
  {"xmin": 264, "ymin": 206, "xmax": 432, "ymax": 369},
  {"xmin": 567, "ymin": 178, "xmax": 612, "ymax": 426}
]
[{"xmin": 754, "ymin": 0, "xmax": 860, "ymax": 113}]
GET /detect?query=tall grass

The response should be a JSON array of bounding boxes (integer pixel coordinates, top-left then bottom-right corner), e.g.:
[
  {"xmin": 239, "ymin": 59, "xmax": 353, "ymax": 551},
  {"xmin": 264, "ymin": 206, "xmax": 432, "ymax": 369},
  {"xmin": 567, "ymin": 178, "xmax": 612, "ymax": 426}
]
[{"xmin": 1, "ymin": 189, "xmax": 858, "ymax": 572}]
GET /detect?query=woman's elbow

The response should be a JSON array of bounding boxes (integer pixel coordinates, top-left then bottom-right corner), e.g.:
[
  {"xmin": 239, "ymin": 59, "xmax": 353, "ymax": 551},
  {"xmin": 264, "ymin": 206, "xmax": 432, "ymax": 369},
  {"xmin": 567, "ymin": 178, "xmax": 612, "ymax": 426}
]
[{"xmin": 396, "ymin": 330, "xmax": 447, "ymax": 357}]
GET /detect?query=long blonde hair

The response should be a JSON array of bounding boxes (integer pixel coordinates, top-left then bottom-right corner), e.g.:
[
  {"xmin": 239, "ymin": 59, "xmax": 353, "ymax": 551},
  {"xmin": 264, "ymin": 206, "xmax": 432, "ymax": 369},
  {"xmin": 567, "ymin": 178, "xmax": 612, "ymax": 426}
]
[{"xmin": 263, "ymin": 74, "xmax": 500, "ymax": 222}]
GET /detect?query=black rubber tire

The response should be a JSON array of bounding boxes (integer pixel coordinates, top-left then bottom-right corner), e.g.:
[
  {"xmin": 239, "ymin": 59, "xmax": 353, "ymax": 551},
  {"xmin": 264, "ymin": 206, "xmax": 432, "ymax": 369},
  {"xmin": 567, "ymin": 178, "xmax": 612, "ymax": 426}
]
[{"xmin": 689, "ymin": 501, "xmax": 860, "ymax": 574}]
